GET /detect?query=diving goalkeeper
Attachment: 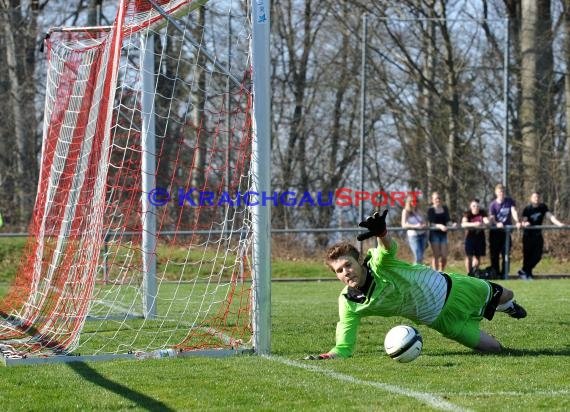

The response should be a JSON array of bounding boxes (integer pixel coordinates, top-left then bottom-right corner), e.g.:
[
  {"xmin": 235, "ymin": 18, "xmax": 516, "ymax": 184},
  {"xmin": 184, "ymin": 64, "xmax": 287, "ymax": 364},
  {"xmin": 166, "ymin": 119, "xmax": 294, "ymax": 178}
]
[{"xmin": 305, "ymin": 210, "xmax": 527, "ymax": 360}]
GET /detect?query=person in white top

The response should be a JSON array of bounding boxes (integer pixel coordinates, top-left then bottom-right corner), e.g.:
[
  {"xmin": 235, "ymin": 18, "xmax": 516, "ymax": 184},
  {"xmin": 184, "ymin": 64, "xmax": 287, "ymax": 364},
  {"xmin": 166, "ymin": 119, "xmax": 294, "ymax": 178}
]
[{"xmin": 401, "ymin": 195, "xmax": 428, "ymax": 265}]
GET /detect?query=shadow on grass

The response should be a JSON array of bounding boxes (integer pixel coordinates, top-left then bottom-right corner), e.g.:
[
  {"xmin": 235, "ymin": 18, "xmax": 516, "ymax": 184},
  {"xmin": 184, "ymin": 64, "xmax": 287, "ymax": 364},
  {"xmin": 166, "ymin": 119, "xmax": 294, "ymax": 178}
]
[
  {"xmin": 497, "ymin": 347, "xmax": 570, "ymax": 356},
  {"xmin": 428, "ymin": 347, "xmax": 570, "ymax": 357},
  {"xmin": 67, "ymin": 361, "xmax": 175, "ymax": 412},
  {"xmin": 1, "ymin": 309, "xmax": 173, "ymax": 410}
]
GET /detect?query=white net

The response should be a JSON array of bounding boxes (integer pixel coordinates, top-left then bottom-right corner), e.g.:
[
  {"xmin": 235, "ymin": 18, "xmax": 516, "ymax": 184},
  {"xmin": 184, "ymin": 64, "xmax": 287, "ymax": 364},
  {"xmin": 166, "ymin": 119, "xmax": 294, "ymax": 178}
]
[{"xmin": 0, "ymin": 0, "xmax": 257, "ymax": 361}]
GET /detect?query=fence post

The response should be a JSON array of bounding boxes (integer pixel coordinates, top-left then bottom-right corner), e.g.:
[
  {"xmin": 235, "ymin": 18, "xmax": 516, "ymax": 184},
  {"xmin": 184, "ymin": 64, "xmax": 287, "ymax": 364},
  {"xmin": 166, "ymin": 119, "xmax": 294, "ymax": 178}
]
[{"xmin": 503, "ymin": 226, "xmax": 510, "ymax": 279}]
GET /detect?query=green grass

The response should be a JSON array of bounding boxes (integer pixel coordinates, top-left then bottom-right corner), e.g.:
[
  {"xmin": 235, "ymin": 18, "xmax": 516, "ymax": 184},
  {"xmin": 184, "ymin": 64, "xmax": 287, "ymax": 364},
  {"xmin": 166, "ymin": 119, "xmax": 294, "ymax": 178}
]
[
  {"xmin": 1, "ymin": 234, "xmax": 569, "ymax": 283},
  {"xmin": 0, "ymin": 237, "xmax": 27, "ymax": 283},
  {"xmin": 1, "ymin": 279, "xmax": 569, "ymax": 411}
]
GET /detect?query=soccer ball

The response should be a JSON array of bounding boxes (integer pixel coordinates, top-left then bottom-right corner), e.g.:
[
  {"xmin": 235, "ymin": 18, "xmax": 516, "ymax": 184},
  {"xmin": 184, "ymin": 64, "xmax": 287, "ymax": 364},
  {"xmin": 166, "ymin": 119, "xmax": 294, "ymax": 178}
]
[{"xmin": 383, "ymin": 325, "xmax": 423, "ymax": 363}]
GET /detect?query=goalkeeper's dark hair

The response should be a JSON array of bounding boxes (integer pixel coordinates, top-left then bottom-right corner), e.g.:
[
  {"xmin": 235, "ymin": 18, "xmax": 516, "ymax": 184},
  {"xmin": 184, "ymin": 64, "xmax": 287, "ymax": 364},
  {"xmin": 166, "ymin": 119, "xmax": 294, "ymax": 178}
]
[{"xmin": 325, "ymin": 242, "xmax": 361, "ymax": 271}]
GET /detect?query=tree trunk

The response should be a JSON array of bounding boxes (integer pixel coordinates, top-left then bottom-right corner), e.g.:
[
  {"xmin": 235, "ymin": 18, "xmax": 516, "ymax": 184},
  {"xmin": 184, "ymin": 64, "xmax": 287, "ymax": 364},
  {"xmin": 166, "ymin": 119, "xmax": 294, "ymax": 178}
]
[
  {"xmin": 424, "ymin": 18, "xmax": 437, "ymax": 198},
  {"xmin": 1, "ymin": 1, "xmax": 33, "ymax": 226},
  {"xmin": 87, "ymin": 0, "xmax": 103, "ymax": 26},
  {"xmin": 562, "ymin": 0, "xmax": 570, "ymax": 214},
  {"xmin": 519, "ymin": 0, "xmax": 553, "ymax": 198},
  {"xmin": 504, "ymin": 1, "xmax": 525, "ymax": 202},
  {"xmin": 440, "ymin": 10, "xmax": 460, "ymax": 215},
  {"xmin": 190, "ymin": 6, "xmax": 207, "ymax": 193}
]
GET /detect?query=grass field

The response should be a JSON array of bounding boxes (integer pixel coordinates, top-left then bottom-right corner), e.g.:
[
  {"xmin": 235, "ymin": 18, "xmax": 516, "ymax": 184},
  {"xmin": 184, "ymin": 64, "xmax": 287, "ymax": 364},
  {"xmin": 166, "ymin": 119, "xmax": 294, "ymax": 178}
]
[{"xmin": 0, "ymin": 277, "xmax": 569, "ymax": 411}]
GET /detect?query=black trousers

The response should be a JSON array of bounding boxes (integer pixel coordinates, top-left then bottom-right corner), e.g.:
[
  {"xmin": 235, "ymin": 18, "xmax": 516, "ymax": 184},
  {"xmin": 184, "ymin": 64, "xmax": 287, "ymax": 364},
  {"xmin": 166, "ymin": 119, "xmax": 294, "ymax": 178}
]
[
  {"xmin": 489, "ymin": 229, "xmax": 511, "ymax": 277},
  {"xmin": 522, "ymin": 234, "xmax": 544, "ymax": 275}
]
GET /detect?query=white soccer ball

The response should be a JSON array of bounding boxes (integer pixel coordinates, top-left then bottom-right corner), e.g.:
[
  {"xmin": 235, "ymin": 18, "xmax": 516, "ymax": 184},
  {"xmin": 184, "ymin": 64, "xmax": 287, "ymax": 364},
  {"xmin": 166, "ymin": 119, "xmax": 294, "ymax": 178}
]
[{"xmin": 383, "ymin": 325, "xmax": 423, "ymax": 363}]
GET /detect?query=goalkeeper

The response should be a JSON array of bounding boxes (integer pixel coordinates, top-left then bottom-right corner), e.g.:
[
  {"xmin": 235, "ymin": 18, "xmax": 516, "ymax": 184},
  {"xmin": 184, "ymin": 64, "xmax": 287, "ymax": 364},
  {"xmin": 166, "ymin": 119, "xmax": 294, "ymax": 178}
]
[{"xmin": 305, "ymin": 210, "xmax": 527, "ymax": 360}]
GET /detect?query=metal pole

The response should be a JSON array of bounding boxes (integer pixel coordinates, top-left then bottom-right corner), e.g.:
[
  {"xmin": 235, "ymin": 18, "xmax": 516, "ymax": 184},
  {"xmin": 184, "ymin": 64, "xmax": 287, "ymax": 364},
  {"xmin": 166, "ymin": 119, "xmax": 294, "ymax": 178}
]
[
  {"xmin": 502, "ymin": 18, "xmax": 509, "ymax": 190},
  {"xmin": 503, "ymin": 18, "xmax": 510, "ymax": 278},
  {"xmin": 103, "ymin": 234, "xmax": 109, "ymax": 284},
  {"xmin": 225, "ymin": 11, "xmax": 233, "ymax": 192},
  {"xmin": 504, "ymin": 227, "xmax": 511, "ymax": 279},
  {"xmin": 251, "ymin": 0, "xmax": 271, "ymax": 355},
  {"xmin": 359, "ymin": 14, "xmax": 367, "ymax": 253},
  {"xmin": 140, "ymin": 32, "xmax": 157, "ymax": 319}
]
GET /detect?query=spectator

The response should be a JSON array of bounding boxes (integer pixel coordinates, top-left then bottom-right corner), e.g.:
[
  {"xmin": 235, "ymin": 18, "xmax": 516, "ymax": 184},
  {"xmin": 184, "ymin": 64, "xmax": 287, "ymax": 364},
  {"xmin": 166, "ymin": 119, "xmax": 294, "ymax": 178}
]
[
  {"xmin": 401, "ymin": 195, "xmax": 428, "ymax": 265},
  {"xmin": 518, "ymin": 191, "xmax": 565, "ymax": 280},
  {"xmin": 427, "ymin": 191, "xmax": 455, "ymax": 271},
  {"xmin": 488, "ymin": 184, "xmax": 521, "ymax": 278},
  {"xmin": 461, "ymin": 199, "xmax": 490, "ymax": 276}
]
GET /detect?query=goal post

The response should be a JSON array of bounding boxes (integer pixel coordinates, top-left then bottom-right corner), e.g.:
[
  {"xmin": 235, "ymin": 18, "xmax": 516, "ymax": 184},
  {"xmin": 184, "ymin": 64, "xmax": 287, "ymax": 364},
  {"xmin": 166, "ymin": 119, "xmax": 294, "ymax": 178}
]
[
  {"xmin": 250, "ymin": 0, "xmax": 271, "ymax": 356},
  {"xmin": 140, "ymin": 30, "xmax": 158, "ymax": 320},
  {"xmin": 0, "ymin": 0, "xmax": 271, "ymax": 363}
]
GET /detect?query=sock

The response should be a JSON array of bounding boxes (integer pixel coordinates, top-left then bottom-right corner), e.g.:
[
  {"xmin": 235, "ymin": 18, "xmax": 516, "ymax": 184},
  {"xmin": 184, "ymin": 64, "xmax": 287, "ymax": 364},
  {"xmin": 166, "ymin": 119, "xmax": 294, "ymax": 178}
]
[{"xmin": 496, "ymin": 300, "xmax": 514, "ymax": 312}]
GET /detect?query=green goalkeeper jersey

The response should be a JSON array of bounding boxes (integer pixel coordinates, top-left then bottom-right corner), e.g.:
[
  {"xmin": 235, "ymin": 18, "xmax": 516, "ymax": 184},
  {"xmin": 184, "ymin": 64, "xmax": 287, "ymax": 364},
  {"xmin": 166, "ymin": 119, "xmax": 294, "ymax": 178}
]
[{"xmin": 330, "ymin": 239, "xmax": 449, "ymax": 358}]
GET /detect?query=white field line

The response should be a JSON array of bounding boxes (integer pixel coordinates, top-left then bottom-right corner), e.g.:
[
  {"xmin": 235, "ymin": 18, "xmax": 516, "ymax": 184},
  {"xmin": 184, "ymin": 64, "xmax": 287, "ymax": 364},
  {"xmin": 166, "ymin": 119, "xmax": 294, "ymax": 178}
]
[
  {"xmin": 266, "ymin": 355, "xmax": 472, "ymax": 412},
  {"xmin": 91, "ymin": 299, "xmax": 143, "ymax": 318},
  {"xmin": 433, "ymin": 390, "xmax": 570, "ymax": 397}
]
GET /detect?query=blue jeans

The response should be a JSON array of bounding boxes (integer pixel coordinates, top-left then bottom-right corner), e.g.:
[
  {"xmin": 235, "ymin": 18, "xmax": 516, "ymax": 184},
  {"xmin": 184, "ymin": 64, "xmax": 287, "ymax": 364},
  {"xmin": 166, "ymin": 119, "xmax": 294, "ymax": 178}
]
[{"xmin": 407, "ymin": 234, "xmax": 428, "ymax": 264}]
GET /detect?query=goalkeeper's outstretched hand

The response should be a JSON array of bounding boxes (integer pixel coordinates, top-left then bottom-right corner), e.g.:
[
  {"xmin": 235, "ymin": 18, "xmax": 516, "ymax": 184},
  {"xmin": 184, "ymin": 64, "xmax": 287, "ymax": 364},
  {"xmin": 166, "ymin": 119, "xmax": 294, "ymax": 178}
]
[
  {"xmin": 357, "ymin": 210, "xmax": 388, "ymax": 241},
  {"xmin": 304, "ymin": 353, "xmax": 335, "ymax": 360}
]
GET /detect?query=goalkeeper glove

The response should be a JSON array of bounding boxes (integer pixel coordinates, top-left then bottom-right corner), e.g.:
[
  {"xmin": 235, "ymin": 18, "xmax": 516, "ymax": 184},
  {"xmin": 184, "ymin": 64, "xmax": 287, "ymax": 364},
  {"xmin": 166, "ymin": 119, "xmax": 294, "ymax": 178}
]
[
  {"xmin": 357, "ymin": 210, "xmax": 388, "ymax": 241},
  {"xmin": 304, "ymin": 353, "xmax": 335, "ymax": 360}
]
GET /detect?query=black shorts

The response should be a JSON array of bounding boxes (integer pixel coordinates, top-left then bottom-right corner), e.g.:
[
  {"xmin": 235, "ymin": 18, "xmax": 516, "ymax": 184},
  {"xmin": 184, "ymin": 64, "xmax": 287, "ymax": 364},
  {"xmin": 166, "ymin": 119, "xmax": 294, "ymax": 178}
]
[
  {"xmin": 465, "ymin": 235, "xmax": 485, "ymax": 257},
  {"xmin": 483, "ymin": 281, "xmax": 504, "ymax": 321}
]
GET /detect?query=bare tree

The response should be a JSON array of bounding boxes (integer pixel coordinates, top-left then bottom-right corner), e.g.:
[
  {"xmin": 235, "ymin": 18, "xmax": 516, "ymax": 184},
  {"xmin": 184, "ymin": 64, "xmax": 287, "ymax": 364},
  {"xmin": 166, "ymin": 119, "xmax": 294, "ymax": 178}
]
[
  {"xmin": 352, "ymin": 0, "xmax": 506, "ymax": 217},
  {"xmin": 0, "ymin": 0, "xmax": 40, "ymax": 228},
  {"xmin": 561, "ymin": 0, "xmax": 570, "ymax": 214},
  {"xmin": 519, "ymin": 0, "xmax": 554, "ymax": 199},
  {"xmin": 87, "ymin": 0, "xmax": 103, "ymax": 26},
  {"xmin": 1, "ymin": 0, "xmax": 568, "ymax": 232},
  {"xmin": 271, "ymin": 0, "xmax": 323, "ymax": 195}
]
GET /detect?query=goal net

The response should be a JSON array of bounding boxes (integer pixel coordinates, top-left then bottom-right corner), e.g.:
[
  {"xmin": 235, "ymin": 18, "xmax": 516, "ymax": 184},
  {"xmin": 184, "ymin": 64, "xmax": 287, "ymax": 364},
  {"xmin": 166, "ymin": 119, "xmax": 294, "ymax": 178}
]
[{"xmin": 0, "ymin": 0, "xmax": 270, "ymax": 363}]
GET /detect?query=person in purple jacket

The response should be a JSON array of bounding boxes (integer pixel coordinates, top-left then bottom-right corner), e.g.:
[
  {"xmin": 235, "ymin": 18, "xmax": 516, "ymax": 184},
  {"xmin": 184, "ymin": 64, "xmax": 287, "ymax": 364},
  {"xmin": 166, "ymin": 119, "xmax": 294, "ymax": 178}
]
[{"xmin": 488, "ymin": 184, "xmax": 521, "ymax": 278}]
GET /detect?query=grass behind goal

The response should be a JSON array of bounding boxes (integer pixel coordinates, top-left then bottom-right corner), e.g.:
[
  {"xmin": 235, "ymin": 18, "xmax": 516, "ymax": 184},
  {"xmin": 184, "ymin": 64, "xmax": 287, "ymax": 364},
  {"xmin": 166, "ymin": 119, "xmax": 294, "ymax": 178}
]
[{"xmin": 0, "ymin": 279, "xmax": 569, "ymax": 411}]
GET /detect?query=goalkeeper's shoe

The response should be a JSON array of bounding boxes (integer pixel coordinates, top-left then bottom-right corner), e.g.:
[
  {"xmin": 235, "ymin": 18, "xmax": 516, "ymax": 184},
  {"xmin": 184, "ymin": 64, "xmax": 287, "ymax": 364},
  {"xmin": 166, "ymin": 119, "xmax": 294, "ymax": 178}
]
[{"xmin": 504, "ymin": 301, "xmax": 527, "ymax": 319}]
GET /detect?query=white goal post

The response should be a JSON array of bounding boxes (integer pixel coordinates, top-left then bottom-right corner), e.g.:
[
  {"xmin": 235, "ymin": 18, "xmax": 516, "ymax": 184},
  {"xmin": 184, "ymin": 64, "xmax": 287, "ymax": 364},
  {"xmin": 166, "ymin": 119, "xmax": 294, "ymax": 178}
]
[{"xmin": 0, "ymin": 0, "xmax": 271, "ymax": 365}]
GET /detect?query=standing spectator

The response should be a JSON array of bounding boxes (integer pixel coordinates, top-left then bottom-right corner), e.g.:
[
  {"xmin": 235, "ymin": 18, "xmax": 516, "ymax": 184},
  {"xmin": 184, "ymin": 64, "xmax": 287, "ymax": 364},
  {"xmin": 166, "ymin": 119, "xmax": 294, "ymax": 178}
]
[
  {"xmin": 427, "ymin": 191, "xmax": 455, "ymax": 271},
  {"xmin": 488, "ymin": 184, "xmax": 521, "ymax": 278},
  {"xmin": 461, "ymin": 199, "xmax": 490, "ymax": 276},
  {"xmin": 518, "ymin": 191, "xmax": 565, "ymax": 280},
  {"xmin": 401, "ymin": 195, "xmax": 428, "ymax": 265}
]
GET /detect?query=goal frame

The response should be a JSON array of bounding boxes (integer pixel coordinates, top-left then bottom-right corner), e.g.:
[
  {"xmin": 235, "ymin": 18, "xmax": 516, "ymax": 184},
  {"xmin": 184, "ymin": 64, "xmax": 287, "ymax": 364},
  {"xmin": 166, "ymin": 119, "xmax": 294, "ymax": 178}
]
[
  {"xmin": 137, "ymin": 1, "xmax": 272, "ymax": 354},
  {"xmin": 0, "ymin": 0, "xmax": 271, "ymax": 365},
  {"xmin": 250, "ymin": 0, "xmax": 271, "ymax": 357}
]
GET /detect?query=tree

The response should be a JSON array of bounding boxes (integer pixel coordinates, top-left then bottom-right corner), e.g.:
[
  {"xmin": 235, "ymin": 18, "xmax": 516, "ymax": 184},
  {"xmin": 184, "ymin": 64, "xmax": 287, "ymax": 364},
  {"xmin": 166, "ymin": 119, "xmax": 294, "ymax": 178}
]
[
  {"xmin": 1, "ymin": 0, "xmax": 568, "ymax": 232},
  {"xmin": 352, "ymin": 0, "xmax": 506, "ymax": 217},
  {"xmin": 562, "ymin": 0, "xmax": 570, "ymax": 214},
  {"xmin": 519, "ymin": 0, "xmax": 554, "ymax": 199},
  {"xmin": 270, "ymin": 0, "xmax": 362, "ymax": 235},
  {"xmin": 0, "ymin": 0, "xmax": 40, "ymax": 228}
]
